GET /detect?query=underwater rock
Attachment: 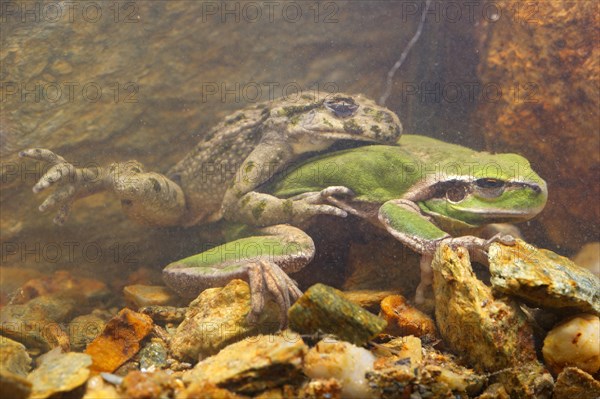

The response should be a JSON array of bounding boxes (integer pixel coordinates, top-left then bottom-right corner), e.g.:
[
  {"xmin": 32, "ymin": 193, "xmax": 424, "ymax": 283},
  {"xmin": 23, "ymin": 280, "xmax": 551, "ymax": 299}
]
[
  {"xmin": 542, "ymin": 313, "xmax": 600, "ymax": 375},
  {"xmin": 0, "ymin": 337, "xmax": 33, "ymax": 399},
  {"xmin": 178, "ymin": 381, "xmax": 248, "ymax": 399},
  {"xmin": 0, "ymin": 294, "xmax": 76, "ymax": 350},
  {"xmin": 303, "ymin": 340, "xmax": 376, "ymax": 399},
  {"xmin": 298, "ymin": 378, "xmax": 342, "ymax": 399},
  {"xmin": 342, "ymin": 290, "xmax": 398, "ymax": 313},
  {"xmin": 183, "ymin": 334, "xmax": 307, "ymax": 395},
  {"xmin": 489, "ymin": 240, "xmax": 600, "ymax": 315},
  {"xmin": 120, "ymin": 370, "xmax": 179, "ymax": 399},
  {"xmin": 0, "ymin": 267, "xmax": 43, "ymax": 306},
  {"xmin": 0, "ymin": 337, "xmax": 31, "ymax": 376},
  {"xmin": 170, "ymin": 279, "xmax": 279, "ymax": 362},
  {"xmin": 572, "ymin": 242, "xmax": 600, "ymax": 278},
  {"xmin": 27, "ymin": 349, "xmax": 92, "ymax": 399},
  {"xmin": 552, "ymin": 367, "xmax": 600, "ymax": 399},
  {"xmin": 432, "ymin": 245, "xmax": 553, "ymax": 399},
  {"xmin": 379, "ymin": 294, "xmax": 437, "ymax": 339},
  {"xmin": 9, "ymin": 270, "xmax": 108, "ymax": 305},
  {"xmin": 85, "ymin": 308, "xmax": 154, "ymax": 373},
  {"xmin": 288, "ymin": 283, "xmax": 387, "ymax": 346},
  {"xmin": 476, "ymin": 383, "xmax": 509, "ymax": 399},
  {"xmin": 372, "ymin": 336, "xmax": 423, "ymax": 368},
  {"xmin": 367, "ymin": 342, "xmax": 485, "ymax": 399},
  {"xmin": 123, "ymin": 284, "xmax": 180, "ymax": 308},
  {"xmin": 139, "ymin": 305, "xmax": 187, "ymax": 324},
  {"xmin": 68, "ymin": 313, "xmax": 107, "ymax": 351},
  {"xmin": 139, "ymin": 340, "xmax": 169, "ymax": 371},
  {"xmin": 82, "ymin": 375, "xmax": 120, "ymax": 399}
]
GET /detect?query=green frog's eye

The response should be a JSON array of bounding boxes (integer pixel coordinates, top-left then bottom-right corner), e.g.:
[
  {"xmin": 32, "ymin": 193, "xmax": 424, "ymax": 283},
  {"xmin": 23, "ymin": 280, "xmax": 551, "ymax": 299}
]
[
  {"xmin": 475, "ymin": 178, "xmax": 505, "ymax": 188},
  {"xmin": 474, "ymin": 178, "xmax": 506, "ymax": 198},
  {"xmin": 324, "ymin": 97, "xmax": 358, "ymax": 118}
]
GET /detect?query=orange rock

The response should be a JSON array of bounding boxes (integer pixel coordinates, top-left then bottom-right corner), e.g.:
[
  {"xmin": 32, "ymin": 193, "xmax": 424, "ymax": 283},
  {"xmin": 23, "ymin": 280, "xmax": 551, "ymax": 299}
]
[
  {"xmin": 85, "ymin": 308, "xmax": 153, "ymax": 373},
  {"xmin": 379, "ymin": 295, "xmax": 437, "ymax": 339}
]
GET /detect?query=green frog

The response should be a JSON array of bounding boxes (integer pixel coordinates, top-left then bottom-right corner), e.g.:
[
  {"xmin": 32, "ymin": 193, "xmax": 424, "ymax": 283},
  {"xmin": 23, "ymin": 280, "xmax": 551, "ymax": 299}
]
[
  {"xmin": 19, "ymin": 93, "xmax": 401, "ymax": 226},
  {"xmin": 161, "ymin": 135, "xmax": 547, "ymax": 325}
]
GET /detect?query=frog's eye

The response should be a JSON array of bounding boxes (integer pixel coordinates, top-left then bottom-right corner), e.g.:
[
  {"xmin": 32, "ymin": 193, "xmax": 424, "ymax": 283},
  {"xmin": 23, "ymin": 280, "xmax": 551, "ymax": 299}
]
[
  {"xmin": 324, "ymin": 97, "xmax": 358, "ymax": 118},
  {"xmin": 475, "ymin": 178, "xmax": 505, "ymax": 188},
  {"xmin": 474, "ymin": 178, "xmax": 506, "ymax": 198}
]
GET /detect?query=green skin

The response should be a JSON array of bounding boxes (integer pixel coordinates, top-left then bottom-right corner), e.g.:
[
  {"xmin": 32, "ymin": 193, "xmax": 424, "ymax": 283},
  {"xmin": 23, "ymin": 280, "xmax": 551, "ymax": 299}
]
[{"xmin": 163, "ymin": 135, "xmax": 547, "ymax": 324}]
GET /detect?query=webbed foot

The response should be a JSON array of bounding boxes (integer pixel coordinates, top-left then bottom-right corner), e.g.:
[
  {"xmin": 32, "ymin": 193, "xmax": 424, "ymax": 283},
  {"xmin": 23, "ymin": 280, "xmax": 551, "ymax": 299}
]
[
  {"xmin": 247, "ymin": 260, "xmax": 303, "ymax": 328},
  {"xmin": 19, "ymin": 148, "xmax": 105, "ymax": 224}
]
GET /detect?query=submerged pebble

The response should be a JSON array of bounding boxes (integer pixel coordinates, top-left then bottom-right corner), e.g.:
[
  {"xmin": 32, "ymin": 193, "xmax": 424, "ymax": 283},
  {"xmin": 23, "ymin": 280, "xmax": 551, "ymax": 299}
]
[
  {"xmin": 542, "ymin": 313, "xmax": 600, "ymax": 375},
  {"xmin": 288, "ymin": 283, "xmax": 387, "ymax": 346},
  {"xmin": 378, "ymin": 294, "xmax": 437, "ymax": 339},
  {"xmin": 123, "ymin": 284, "xmax": 180, "ymax": 308},
  {"xmin": 182, "ymin": 333, "xmax": 307, "ymax": 395},
  {"xmin": 489, "ymin": 240, "xmax": 600, "ymax": 315},
  {"xmin": 304, "ymin": 340, "xmax": 376, "ymax": 399},
  {"xmin": 27, "ymin": 349, "xmax": 92, "ymax": 399},
  {"xmin": 85, "ymin": 308, "xmax": 154, "ymax": 373},
  {"xmin": 170, "ymin": 279, "xmax": 280, "ymax": 362}
]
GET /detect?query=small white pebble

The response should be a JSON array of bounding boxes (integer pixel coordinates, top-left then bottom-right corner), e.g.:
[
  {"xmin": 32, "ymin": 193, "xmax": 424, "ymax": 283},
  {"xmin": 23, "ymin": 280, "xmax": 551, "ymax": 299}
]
[
  {"xmin": 542, "ymin": 314, "xmax": 600, "ymax": 375},
  {"xmin": 304, "ymin": 340, "xmax": 376, "ymax": 399}
]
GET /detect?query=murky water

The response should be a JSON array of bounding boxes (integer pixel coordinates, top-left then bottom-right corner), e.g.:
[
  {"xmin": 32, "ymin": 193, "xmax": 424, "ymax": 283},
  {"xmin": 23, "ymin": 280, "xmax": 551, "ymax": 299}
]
[{"xmin": 1, "ymin": 1, "xmax": 598, "ymax": 396}]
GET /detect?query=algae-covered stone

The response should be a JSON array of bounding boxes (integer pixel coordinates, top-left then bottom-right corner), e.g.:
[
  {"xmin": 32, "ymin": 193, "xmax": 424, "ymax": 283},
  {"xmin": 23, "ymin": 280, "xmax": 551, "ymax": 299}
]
[
  {"xmin": 170, "ymin": 279, "xmax": 279, "ymax": 362},
  {"xmin": 139, "ymin": 341, "xmax": 168, "ymax": 370},
  {"xmin": 0, "ymin": 294, "xmax": 75, "ymax": 350},
  {"xmin": 0, "ymin": 337, "xmax": 31, "ymax": 376},
  {"xmin": 552, "ymin": 367, "xmax": 600, "ymax": 399},
  {"xmin": 183, "ymin": 334, "xmax": 307, "ymax": 395},
  {"xmin": 27, "ymin": 350, "xmax": 92, "ymax": 399},
  {"xmin": 288, "ymin": 284, "xmax": 387, "ymax": 346},
  {"xmin": 489, "ymin": 240, "xmax": 600, "ymax": 315},
  {"xmin": 432, "ymin": 245, "xmax": 553, "ymax": 399}
]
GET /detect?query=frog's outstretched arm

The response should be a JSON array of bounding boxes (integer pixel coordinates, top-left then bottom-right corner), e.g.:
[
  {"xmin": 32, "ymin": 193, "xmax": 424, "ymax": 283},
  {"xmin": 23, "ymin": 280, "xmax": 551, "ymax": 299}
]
[
  {"xmin": 162, "ymin": 224, "xmax": 312, "ymax": 327},
  {"xmin": 19, "ymin": 149, "xmax": 186, "ymax": 226},
  {"xmin": 378, "ymin": 199, "xmax": 515, "ymax": 303}
]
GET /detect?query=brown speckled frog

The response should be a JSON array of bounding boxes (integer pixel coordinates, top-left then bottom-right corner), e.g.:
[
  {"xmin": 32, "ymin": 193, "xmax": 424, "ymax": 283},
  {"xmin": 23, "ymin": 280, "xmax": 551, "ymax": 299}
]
[{"xmin": 20, "ymin": 93, "xmax": 401, "ymax": 227}]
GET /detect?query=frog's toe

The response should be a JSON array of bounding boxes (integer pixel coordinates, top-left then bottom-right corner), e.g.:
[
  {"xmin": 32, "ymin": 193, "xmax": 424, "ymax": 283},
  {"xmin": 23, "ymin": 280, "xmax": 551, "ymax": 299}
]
[
  {"xmin": 39, "ymin": 185, "xmax": 76, "ymax": 212},
  {"xmin": 53, "ymin": 204, "xmax": 72, "ymax": 225},
  {"xmin": 319, "ymin": 186, "xmax": 355, "ymax": 199},
  {"xmin": 247, "ymin": 260, "xmax": 300, "ymax": 328},
  {"xmin": 487, "ymin": 233, "xmax": 516, "ymax": 247},
  {"xmin": 19, "ymin": 148, "xmax": 67, "ymax": 164},
  {"xmin": 33, "ymin": 163, "xmax": 76, "ymax": 193}
]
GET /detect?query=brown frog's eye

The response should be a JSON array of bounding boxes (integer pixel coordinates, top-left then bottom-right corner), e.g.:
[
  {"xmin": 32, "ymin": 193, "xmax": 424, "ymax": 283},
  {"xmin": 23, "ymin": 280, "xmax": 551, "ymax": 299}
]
[
  {"xmin": 324, "ymin": 97, "xmax": 359, "ymax": 118},
  {"xmin": 446, "ymin": 184, "xmax": 468, "ymax": 203}
]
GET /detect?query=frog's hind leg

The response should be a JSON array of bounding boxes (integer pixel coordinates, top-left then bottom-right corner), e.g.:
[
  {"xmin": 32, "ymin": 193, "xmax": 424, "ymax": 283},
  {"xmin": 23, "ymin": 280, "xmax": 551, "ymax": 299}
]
[{"xmin": 163, "ymin": 224, "xmax": 314, "ymax": 328}]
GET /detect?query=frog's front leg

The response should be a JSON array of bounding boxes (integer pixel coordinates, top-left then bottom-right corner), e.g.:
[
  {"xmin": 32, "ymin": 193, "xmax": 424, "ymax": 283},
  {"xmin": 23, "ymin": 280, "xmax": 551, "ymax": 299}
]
[
  {"xmin": 162, "ymin": 224, "xmax": 313, "ymax": 327},
  {"xmin": 19, "ymin": 148, "xmax": 186, "ymax": 226},
  {"xmin": 221, "ymin": 138, "xmax": 350, "ymax": 226},
  {"xmin": 378, "ymin": 199, "xmax": 515, "ymax": 303}
]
